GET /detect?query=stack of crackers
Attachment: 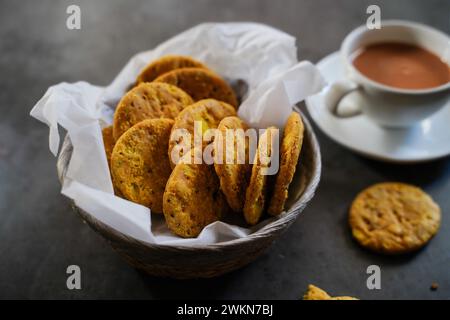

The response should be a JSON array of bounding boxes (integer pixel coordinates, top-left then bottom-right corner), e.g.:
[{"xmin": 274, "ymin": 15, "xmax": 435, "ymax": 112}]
[{"xmin": 102, "ymin": 55, "xmax": 306, "ymax": 238}]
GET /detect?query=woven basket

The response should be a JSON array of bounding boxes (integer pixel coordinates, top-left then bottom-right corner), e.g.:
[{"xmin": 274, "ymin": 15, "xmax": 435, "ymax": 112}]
[{"xmin": 56, "ymin": 110, "xmax": 321, "ymax": 279}]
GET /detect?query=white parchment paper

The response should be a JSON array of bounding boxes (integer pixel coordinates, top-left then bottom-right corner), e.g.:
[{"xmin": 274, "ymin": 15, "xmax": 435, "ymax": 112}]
[{"xmin": 30, "ymin": 23, "xmax": 325, "ymax": 246}]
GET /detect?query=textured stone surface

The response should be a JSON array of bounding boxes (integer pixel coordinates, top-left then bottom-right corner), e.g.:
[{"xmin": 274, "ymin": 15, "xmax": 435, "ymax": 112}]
[{"xmin": 0, "ymin": 0, "xmax": 449, "ymax": 299}]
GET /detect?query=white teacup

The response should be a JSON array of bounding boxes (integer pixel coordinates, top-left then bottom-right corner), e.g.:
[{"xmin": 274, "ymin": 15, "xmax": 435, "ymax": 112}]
[{"xmin": 325, "ymin": 20, "xmax": 450, "ymax": 128}]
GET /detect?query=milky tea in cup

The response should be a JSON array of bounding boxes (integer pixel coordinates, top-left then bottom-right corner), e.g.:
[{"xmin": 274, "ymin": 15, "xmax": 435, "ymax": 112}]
[
  {"xmin": 327, "ymin": 21, "xmax": 450, "ymax": 128},
  {"xmin": 352, "ymin": 42, "xmax": 450, "ymax": 90}
]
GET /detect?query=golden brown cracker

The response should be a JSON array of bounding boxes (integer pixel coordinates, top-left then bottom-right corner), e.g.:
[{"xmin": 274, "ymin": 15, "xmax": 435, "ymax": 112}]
[
  {"xmin": 303, "ymin": 285, "xmax": 331, "ymax": 300},
  {"xmin": 154, "ymin": 67, "xmax": 238, "ymax": 108},
  {"xmin": 349, "ymin": 182, "xmax": 441, "ymax": 254},
  {"xmin": 111, "ymin": 118, "xmax": 174, "ymax": 213},
  {"xmin": 163, "ymin": 148, "xmax": 228, "ymax": 238},
  {"xmin": 102, "ymin": 125, "xmax": 123, "ymax": 197},
  {"xmin": 330, "ymin": 296, "xmax": 358, "ymax": 300},
  {"xmin": 243, "ymin": 127, "xmax": 278, "ymax": 225},
  {"xmin": 102, "ymin": 125, "xmax": 115, "ymax": 168},
  {"xmin": 136, "ymin": 55, "xmax": 207, "ymax": 84},
  {"xmin": 168, "ymin": 99, "xmax": 236, "ymax": 168},
  {"xmin": 213, "ymin": 116, "xmax": 252, "ymax": 212},
  {"xmin": 113, "ymin": 82, "xmax": 193, "ymax": 141},
  {"xmin": 268, "ymin": 112, "xmax": 304, "ymax": 215},
  {"xmin": 303, "ymin": 285, "xmax": 358, "ymax": 300}
]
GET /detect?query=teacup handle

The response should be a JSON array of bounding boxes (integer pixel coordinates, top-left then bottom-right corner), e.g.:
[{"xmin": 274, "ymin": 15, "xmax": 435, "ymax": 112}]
[{"xmin": 324, "ymin": 80, "xmax": 363, "ymax": 118}]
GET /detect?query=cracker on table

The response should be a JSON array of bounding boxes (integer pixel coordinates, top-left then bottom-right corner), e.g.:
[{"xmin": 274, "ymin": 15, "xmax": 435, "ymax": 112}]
[{"xmin": 349, "ymin": 182, "xmax": 441, "ymax": 254}]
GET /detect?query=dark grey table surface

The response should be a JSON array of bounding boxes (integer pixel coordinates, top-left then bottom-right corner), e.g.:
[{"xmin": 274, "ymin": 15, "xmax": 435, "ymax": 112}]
[{"xmin": 1, "ymin": 0, "xmax": 449, "ymax": 300}]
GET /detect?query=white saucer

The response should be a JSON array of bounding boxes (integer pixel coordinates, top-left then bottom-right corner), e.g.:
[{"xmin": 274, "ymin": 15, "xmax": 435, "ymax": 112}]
[{"xmin": 306, "ymin": 51, "xmax": 450, "ymax": 163}]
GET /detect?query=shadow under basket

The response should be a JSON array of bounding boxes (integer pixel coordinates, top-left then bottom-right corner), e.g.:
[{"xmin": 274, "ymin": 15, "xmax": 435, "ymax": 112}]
[{"xmin": 56, "ymin": 111, "xmax": 322, "ymax": 279}]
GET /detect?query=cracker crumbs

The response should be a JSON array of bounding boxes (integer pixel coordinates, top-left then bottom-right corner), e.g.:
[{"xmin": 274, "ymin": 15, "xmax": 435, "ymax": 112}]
[{"xmin": 430, "ymin": 282, "xmax": 439, "ymax": 291}]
